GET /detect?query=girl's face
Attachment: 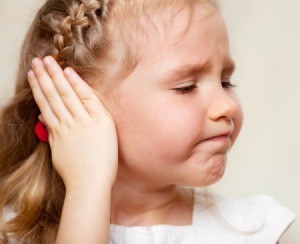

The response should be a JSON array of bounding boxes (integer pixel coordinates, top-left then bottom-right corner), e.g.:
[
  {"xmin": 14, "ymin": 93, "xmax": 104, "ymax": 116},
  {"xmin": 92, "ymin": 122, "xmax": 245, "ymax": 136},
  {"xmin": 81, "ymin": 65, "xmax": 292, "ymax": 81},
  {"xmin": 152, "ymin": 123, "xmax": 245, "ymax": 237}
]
[{"xmin": 103, "ymin": 3, "xmax": 243, "ymax": 188}]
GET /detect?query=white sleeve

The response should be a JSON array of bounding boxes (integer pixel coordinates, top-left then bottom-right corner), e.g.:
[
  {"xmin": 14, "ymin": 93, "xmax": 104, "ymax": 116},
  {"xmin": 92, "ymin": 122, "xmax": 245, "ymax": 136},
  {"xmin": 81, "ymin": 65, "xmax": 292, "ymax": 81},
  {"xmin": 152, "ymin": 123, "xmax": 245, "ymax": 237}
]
[
  {"xmin": 246, "ymin": 195, "xmax": 297, "ymax": 244},
  {"xmin": 2, "ymin": 206, "xmax": 16, "ymax": 222},
  {"xmin": 1, "ymin": 206, "xmax": 19, "ymax": 244}
]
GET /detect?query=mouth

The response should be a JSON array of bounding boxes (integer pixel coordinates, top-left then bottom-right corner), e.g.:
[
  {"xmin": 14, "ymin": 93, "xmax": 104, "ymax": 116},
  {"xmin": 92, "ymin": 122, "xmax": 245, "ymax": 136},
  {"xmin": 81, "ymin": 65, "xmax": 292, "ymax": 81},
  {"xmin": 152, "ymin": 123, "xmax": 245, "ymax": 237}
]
[
  {"xmin": 199, "ymin": 130, "xmax": 234, "ymax": 150},
  {"xmin": 204, "ymin": 129, "xmax": 233, "ymax": 141},
  {"xmin": 203, "ymin": 135, "xmax": 231, "ymax": 142},
  {"xmin": 195, "ymin": 134, "xmax": 232, "ymax": 154}
]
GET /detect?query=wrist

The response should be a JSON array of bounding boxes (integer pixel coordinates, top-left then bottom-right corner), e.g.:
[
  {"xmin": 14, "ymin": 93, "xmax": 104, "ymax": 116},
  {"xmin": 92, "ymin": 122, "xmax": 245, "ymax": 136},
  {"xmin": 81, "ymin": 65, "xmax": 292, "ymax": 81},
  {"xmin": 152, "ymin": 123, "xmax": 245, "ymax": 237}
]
[{"xmin": 65, "ymin": 178, "xmax": 113, "ymax": 196}]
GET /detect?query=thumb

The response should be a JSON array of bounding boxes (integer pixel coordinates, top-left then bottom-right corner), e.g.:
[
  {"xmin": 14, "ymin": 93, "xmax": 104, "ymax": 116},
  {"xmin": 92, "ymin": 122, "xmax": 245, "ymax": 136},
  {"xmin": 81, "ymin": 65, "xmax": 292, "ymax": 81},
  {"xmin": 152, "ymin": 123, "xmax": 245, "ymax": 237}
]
[{"xmin": 38, "ymin": 114, "xmax": 46, "ymax": 125}]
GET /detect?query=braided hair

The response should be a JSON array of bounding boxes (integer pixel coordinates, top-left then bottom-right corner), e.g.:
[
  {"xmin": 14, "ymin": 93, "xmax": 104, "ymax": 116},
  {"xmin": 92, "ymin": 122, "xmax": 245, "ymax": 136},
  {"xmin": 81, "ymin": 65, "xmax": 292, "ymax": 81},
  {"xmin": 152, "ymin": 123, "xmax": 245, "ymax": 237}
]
[
  {"xmin": 39, "ymin": 0, "xmax": 110, "ymax": 70},
  {"xmin": 50, "ymin": 1, "xmax": 106, "ymax": 67},
  {"xmin": 0, "ymin": 1, "xmax": 113, "ymax": 243}
]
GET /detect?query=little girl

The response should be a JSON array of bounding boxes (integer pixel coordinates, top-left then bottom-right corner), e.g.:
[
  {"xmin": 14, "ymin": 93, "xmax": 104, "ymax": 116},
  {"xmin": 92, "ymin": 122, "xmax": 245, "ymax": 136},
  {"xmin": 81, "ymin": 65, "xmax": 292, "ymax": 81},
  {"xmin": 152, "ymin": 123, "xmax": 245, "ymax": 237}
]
[{"xmin": 0, "ymin": 0, "xmax": 296, "ymax": 243}]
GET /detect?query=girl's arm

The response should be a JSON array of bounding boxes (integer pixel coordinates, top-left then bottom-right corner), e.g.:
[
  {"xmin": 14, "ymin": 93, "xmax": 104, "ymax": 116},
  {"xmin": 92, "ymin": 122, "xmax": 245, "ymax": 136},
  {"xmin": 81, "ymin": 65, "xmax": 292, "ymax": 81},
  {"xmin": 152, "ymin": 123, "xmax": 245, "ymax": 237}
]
[
  {"xmin": 28, "ymin": 56, "xmax": 118, "ymax": 244},
  {"xmin": 56, "ymin": 183, "xmax": 112, "ymax": 244}
]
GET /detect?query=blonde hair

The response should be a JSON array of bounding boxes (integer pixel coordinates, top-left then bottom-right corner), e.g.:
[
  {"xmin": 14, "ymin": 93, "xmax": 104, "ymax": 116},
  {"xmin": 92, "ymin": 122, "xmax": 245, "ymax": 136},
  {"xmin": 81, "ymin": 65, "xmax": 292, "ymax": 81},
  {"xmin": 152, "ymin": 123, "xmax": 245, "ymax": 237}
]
[{"xmin": 0, "ymin": 0, "xmax": 218, "ymax": 243}]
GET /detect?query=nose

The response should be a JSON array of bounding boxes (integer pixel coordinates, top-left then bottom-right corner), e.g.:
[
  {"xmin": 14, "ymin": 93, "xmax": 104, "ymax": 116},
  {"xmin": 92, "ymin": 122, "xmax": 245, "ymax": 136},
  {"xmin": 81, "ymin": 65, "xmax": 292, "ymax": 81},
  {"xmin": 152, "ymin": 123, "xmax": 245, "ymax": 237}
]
[{"xmin": 208, "ymin": 91, "xmax": 239, "ymax": 121}]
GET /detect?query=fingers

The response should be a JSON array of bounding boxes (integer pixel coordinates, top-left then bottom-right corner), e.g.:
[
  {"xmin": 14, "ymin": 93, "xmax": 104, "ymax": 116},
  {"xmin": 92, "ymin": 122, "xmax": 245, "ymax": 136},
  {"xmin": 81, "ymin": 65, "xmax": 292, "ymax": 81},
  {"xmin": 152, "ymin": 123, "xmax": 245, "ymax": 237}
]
[
  {"xmin": 38, "ymin": 114, "xmax": 46, "ymax": 124},
  {"xmin": 31, "ymin": 58, "xmax": 73, "ymax": 124},
  {"xmin": 43, "ymin": 56, "xmax": 91, "ymax": 120},
  {"xmin": 27, "ymin": 70, "xmax": 59, "ymax": 129},
  {"xmin": 29, "ymin": 56, "xmax": 109, "ymax": 128},
  {"xmin": 63, "ymin": 67, "xmax": 109, "ymax": 121}
]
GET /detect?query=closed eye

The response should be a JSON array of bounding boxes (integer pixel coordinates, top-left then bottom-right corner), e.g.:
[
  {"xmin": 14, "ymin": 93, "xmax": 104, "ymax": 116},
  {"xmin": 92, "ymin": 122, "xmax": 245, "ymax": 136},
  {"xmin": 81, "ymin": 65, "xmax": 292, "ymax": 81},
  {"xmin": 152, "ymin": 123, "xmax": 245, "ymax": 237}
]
[
  {"xmin": 173, "ymin": 84, "xmax": 198, "ymax": 94},
  {"xmin": 222, "ymin": 81, "xmax": 237, "ymax": 89}
]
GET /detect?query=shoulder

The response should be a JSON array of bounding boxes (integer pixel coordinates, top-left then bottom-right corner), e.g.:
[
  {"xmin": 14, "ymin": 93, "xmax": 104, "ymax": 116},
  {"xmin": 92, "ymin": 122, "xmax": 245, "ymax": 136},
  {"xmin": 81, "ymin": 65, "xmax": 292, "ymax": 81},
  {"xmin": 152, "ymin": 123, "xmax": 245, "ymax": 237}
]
[
  {"xmin": 193, "ymin": 188, "xmax": 297, "ymax": 243},
  {"xmin": 242, "ymin": 194, "xmax": 296, "ymax": 243},
  {"xmin": 1, "ymin": 206, "xmax": 19, "ymax": 243},
  {"xmin": 2, "ymin": 205, "xmax": 16, "ymax": 222}
]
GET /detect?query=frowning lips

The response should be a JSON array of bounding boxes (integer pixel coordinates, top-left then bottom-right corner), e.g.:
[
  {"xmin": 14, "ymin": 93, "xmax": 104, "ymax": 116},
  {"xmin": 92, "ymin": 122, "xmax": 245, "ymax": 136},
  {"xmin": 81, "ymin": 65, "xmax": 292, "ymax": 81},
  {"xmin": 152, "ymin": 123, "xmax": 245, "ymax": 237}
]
[{"xmin": 202, "ymin": 129, "xmax": 233, "ymax": 142}]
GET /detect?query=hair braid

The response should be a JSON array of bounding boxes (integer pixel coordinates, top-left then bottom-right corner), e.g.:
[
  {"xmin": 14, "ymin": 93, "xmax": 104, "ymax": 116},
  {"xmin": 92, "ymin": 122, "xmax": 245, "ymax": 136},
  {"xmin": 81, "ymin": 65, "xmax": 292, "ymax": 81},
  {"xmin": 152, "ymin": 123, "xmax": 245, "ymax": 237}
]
[{"xmin": 52, "ymin": 0, "xmax": 106, "ymax": 67}]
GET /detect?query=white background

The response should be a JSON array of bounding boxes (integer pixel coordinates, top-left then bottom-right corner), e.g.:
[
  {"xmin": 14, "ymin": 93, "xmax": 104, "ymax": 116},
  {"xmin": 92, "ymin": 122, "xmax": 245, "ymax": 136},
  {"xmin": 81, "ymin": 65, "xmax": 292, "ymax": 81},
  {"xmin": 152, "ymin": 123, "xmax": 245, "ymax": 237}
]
[
  {"xmin": 214, "ymin": 0, "xmax": 300, "ymax": 243},
  {"xmin": 0, "ymin": 0, "xmax": 299, "ymax": 243}
]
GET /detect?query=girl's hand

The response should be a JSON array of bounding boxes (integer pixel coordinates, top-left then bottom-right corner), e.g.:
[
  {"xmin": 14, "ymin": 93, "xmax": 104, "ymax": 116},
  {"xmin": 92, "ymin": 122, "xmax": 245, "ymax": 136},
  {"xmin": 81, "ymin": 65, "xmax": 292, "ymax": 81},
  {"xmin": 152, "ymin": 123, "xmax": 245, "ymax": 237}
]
[{"xmin": 27, "ymin": 56, "xmax": 118, "ymax": 191}]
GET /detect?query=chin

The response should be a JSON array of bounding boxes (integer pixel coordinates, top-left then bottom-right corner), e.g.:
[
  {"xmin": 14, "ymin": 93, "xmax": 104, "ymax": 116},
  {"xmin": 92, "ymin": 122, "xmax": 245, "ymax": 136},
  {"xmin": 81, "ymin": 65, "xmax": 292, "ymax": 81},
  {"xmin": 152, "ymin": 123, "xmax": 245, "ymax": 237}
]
[
  {"xmin": 184, "ymin": 154, "xmax": 227, "ymax": 187},
  {"xmin": 206, "ymin": 154, "xmax": 227, "ymax": 181}
]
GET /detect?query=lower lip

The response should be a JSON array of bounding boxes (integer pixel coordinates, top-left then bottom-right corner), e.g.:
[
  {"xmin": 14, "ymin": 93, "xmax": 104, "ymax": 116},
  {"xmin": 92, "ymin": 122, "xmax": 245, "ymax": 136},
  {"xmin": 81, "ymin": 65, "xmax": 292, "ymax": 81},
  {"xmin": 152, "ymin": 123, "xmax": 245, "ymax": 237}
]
[
  {"xmin": 203, "ymin": 136, "xmax": 231, "ymax": 142},
  {"xmin": 209, "ymin": 136, "xmax": 230, "ymax": 141}
]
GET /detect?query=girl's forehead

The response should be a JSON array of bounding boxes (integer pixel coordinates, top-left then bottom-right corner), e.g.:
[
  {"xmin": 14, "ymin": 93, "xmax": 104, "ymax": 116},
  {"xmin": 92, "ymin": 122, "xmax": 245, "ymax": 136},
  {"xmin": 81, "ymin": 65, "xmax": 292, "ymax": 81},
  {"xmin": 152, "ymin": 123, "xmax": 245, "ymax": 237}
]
[
  {"xmin": 110, "ymin": 1, "xmax": 218, "ymax": 55},
  {"xmin": 137, "ymin": 2, "xmax": 218, "ymax": 42},
  {"xmin": 116, "ymin": 5, "xmax": 233, "ymax": 90},
  {"xmin": 106, "ymin": 1, "xmax": 224, "ymax": 88},
  {"xmin": 136, "ymin": 4, "xmax": 229, "ymax": 68}
]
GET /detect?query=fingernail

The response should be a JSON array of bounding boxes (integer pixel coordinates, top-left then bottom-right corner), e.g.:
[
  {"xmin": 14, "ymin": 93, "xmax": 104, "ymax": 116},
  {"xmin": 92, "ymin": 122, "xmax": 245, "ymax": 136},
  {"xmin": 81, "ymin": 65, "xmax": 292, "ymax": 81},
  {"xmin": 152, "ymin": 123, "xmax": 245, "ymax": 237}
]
[
  {"xmin": 43, "ymin": 56, "xmax": 51, "ymax": 66},
  {"xmin": 64, "ymin": 68, "xmax": 72, "ymax": 77},
  {"xmin": 32, "ymin": 58, "xmax": 40, "ymax": 67},
  {"xmin": 38, "ymin": 114, "xmax": 45, "ymax": 124},
  {"xmin": 27, "ymin": 70, "xmax": 34, "ymax": 78}
]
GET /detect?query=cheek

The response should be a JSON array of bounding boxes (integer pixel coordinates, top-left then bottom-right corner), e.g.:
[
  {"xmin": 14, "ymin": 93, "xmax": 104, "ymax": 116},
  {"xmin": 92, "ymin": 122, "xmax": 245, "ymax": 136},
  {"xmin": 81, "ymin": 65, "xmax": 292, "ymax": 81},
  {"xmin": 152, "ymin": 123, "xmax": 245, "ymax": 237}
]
[
  {"xmin": 114, "ymin": 95, "xmax": 205, "ymax": 164},
  {"xmin": 147, "ymin": 106, "xmax": 202, "ymax": 157}
]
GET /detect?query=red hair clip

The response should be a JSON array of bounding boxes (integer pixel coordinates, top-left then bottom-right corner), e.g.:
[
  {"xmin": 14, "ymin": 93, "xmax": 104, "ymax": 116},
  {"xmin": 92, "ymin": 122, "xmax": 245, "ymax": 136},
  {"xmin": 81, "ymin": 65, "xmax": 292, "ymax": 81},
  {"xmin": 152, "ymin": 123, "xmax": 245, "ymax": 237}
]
[{"xmin": 34, "ymin": 121, "xmax": 49, "ymax": 143}]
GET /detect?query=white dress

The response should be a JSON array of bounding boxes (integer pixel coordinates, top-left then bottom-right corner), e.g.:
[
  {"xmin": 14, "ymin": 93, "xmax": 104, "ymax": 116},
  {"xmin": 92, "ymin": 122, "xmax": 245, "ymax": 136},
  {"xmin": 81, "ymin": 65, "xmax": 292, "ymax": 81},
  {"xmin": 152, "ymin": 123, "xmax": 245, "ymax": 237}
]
[
  {"xmin": 2, "ymin": 187, "xmax": 296, "ymax": 244},
  {"xmin": 109, "ymin": 188, "xmax": 296, "ymax": 244}
]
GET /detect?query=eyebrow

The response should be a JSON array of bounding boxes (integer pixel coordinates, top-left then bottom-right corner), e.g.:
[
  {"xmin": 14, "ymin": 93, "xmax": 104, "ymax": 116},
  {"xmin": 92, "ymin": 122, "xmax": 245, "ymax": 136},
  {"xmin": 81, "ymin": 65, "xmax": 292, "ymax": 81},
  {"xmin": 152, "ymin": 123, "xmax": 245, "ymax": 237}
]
[{"xmin": 159, "ymin": 58, "xmax": 236, "ymax": 82}]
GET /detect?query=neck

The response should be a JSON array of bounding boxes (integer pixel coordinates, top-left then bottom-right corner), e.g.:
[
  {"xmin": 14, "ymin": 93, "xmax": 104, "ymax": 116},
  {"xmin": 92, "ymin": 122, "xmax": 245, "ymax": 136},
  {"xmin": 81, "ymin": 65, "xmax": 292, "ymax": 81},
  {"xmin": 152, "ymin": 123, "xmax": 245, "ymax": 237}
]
[{"xmin": 110, "ymin": 178, "xmax": 194, "ymax": 226}]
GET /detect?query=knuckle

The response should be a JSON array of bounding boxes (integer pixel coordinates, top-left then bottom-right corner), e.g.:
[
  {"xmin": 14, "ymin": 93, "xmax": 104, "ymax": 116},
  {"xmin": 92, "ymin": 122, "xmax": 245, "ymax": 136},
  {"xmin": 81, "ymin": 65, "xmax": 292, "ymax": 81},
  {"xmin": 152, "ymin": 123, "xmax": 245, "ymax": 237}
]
[
  {"xmin": 60, "ymin": 94, "xmax": 70, "ymax": 102},
  {"xmin": 72, "ymin": 81, "xmax": 81, "ymax": 90},
  {"xmin": 36, "ymin": 68, "xmax": 46, "ymax": 78},
  {"xmin": 43, "ymin": 85, "xmax": 55, "ymax": 95},
  {"xmin": 46, "ymin": 92, "xmax": 57, "ymax": 101},
  {"xmin": 50, "ymin": 124, "xmax": 60, "ymax": 136},
  {"xmin": 81, "ymin": 96, "xmax": 91, "ymax": 105},
  {"xmin": 63, "ymin": 116, "xmax": 75, "ymax": 129}
]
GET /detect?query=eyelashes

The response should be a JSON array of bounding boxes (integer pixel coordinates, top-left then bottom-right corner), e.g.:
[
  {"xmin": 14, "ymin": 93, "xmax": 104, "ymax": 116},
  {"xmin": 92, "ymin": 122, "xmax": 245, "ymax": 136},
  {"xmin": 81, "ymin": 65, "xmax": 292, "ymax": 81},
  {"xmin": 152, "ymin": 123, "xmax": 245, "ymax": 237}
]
[
  {"xmin": 174, "ymin": 84, "xmax": 198, "ymax": 94},
  {"xmin": 221, "ymin": 81, "xmax": 237, "ymax": 89},
  {"xmin": 174, "ymin": 81, "xmax": 237, "ymax": 94}
]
